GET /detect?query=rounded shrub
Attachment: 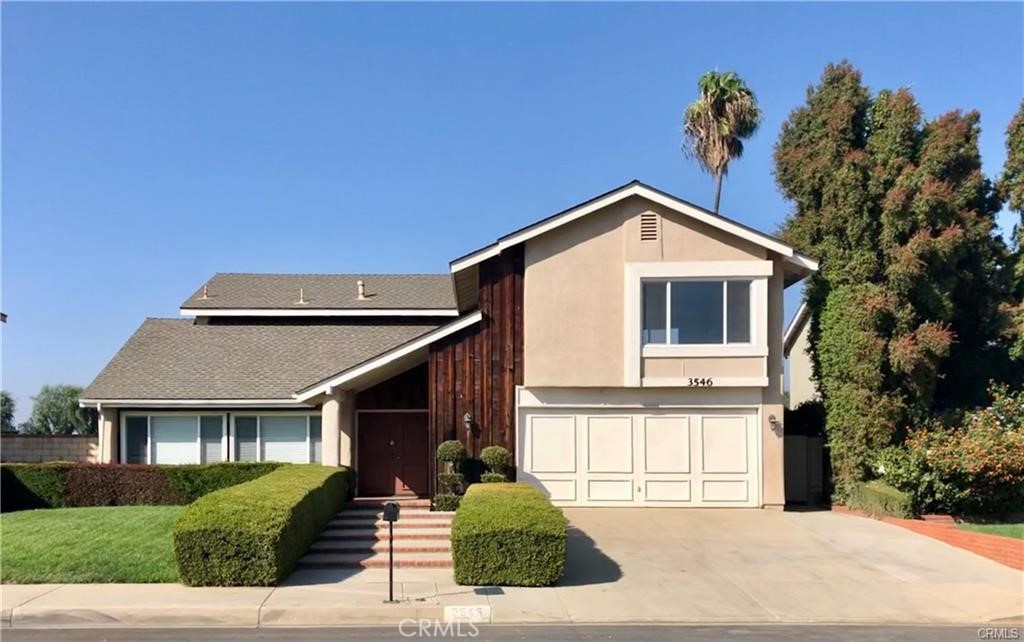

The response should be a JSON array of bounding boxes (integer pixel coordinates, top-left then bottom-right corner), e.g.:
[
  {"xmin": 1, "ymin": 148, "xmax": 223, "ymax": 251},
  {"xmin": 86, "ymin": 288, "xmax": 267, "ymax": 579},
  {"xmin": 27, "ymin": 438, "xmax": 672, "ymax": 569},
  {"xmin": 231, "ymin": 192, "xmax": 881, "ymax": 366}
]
[
  {"xmin": 437, "ymin": 472, "xmax": 466, "ymax": 495},
  {"xmin": 480, "ymin": 445, "xmax": 511, "ymax": 475},
  {"xmin": 432, "ymin": 493, "xmax": 461, "ymax": 512},
  {"xmin": 480, "ymin": 472, "xmax": 506, "ymax": 483},
  {"xmin": 436, "ymin": 440, "xmax": 467, "ymax": 465}
]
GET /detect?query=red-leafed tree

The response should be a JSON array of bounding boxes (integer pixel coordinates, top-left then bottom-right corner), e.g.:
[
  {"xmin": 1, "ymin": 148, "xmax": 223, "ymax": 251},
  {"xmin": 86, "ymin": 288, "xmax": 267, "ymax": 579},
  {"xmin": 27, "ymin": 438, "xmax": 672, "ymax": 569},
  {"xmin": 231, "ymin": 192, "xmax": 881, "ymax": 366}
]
[{"xmin": 775, "ymin": 62, "xmax": 1014, "ymax": 491}]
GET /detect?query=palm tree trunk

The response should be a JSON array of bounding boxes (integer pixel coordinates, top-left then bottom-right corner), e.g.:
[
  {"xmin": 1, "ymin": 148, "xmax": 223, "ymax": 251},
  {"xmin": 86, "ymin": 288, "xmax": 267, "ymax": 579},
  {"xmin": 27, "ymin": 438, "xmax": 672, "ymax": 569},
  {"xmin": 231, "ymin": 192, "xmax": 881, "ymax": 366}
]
[{"xmin": 712, "ymin": 172, "xmax": 724, "ymax": 214}]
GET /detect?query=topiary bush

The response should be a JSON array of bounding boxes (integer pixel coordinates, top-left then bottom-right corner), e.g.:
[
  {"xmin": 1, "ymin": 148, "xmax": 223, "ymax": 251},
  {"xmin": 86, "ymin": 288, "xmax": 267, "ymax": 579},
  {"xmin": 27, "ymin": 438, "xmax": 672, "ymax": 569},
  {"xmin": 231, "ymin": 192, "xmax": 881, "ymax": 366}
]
[
  {"xmin": 174, "ymin": 465, "xmax": 349, "ymax": 586},
  {"xmin": 480, "ymin": 472, "xmax": 506, "ymax": 483},
  {"xmin": 846, "ymin": 480, "xmax": 914, "ymax": 519},
  {"xmin": 432, "ymin": 493, "xmax": 461, "ymax": 511},
  {"xmin": 452, "ymin": 483, "xmax": 567, "ymax": 586},
  {"xmin": 480, "ymin": 445, "xmax": 512, "ymax": 476},
  {"xmin": 437, "ymin": 472, "xmax": 465, "ymax": 495},
  {"xmin": 436, "ymin": 440, "xmax": 466, "ymax": 466},
  {"xmin": 0, "ymin": 462, "xmax": 282, "ymax": 512}
]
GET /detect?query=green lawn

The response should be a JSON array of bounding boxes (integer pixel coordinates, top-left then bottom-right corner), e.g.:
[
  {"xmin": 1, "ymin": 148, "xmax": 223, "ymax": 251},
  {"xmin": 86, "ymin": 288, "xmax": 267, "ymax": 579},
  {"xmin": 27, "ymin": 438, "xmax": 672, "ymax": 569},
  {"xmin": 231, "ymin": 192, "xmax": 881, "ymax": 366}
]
[
  {"xmin": 958, "ymin": 523, "xmax": 1024, "ymax": 540},
  {"xmin": 1, "ymin": 506, "xmax": 183, "ymax": 583}
]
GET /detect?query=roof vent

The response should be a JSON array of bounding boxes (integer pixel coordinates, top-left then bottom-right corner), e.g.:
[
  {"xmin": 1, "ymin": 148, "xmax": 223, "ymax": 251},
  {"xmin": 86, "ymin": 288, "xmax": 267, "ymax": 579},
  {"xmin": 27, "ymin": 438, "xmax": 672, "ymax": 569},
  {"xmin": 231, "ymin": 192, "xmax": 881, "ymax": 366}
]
[
  {"xmin": 200, "ymin": 284, "xmax": 210, "ymax": 299},
  {"xmin": 640, "ymin": 212, "xmax": 659, "ymax": 241},
  {"xmin": 356, "ymin": 280, "xmax": 367, "ymax": 300},
  {"xmin": 296, "ymin": 288, "xmax": 308, "ymax": 305}
]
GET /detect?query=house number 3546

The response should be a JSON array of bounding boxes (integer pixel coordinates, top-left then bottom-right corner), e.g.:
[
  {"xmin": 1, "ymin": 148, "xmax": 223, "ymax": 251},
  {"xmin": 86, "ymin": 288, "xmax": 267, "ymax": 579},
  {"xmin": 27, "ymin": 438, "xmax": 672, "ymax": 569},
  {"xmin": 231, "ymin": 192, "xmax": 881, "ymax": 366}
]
[{"xmin": 687, "ymin": 377, "xmax": 714, "ymax": 387}]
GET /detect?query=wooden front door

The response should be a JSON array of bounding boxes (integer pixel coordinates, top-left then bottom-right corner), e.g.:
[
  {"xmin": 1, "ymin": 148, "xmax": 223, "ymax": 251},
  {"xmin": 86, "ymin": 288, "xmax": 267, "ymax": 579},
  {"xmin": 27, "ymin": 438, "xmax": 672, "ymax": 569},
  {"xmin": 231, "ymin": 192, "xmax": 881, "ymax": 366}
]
[{"xmin": 357, "ymin": 412, "xmax": 429, "ymax": 497}]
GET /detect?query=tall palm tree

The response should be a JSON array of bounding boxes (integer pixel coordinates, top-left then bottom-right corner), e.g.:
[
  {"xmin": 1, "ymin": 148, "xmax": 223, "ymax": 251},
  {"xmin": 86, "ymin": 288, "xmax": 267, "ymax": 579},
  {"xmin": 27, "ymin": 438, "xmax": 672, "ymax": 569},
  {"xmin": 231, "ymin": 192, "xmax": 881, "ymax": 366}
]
[{"xmin": 683, "ymin": 70, "xmax": 762, "ymax": 213}]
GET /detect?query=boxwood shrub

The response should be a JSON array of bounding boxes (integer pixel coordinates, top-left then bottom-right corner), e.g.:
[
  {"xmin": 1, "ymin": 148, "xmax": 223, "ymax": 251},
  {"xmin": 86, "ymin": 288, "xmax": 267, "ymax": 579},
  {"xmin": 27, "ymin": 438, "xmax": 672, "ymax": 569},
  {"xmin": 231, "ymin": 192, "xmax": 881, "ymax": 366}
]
[
  {"xmin": 452, "ymin": 483, "xmax": 566, "ymax": 586},
  {"xmin": 174, "ymin": 465, "xmax": 349, "ymax": 586},
  {"xmin": 846, "ymin": 480, "xmax": 914, "ymax": 519},
  {"xmin": 0, "ymin": 462, "xmax": 282, "ymax": 512}
]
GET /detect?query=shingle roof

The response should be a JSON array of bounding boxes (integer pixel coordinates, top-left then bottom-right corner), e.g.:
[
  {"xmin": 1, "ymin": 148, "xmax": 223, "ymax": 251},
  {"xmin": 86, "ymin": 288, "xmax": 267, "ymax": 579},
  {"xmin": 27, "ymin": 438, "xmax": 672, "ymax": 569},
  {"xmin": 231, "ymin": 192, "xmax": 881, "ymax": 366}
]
[
  {"xmin": 81, "ymin": 319, "xmax": 441, "ymax": 400},
  {"xmin": 180, "ymin": 273, "xmax": 456, "ymax": 310}
]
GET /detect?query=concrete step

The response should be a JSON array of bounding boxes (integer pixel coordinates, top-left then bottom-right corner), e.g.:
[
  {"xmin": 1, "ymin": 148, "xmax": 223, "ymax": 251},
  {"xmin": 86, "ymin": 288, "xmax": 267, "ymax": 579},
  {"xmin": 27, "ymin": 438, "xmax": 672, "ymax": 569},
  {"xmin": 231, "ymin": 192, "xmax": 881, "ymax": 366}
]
[
  {"xmin": 317, "ymin": 528, "xmax": 451, "ymax": 541},
  {"xmin": 310, "ymin": 540, "xmax": 451, "ymax": 554},
  {"xmin": 348, "ymin": 498, "xmax": 431, "ymax": 509},
  {"xmin": 298, "ymin": 551, "xmax": 452, "ymax": 569},
  {"xmin": 324, "ymin": 519, "xmax": 452, "ymax": 530}
]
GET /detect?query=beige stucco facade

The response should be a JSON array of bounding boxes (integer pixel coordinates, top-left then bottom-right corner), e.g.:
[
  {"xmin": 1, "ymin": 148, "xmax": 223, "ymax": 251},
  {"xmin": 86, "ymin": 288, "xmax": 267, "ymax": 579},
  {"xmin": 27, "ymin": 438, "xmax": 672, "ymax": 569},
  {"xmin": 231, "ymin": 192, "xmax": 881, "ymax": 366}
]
[
  {"xmin": 787, "ymin": 318, "xmax": 818, "ymax": 408},
  {"xmin": 519, "ymin": 193, "xmax": 794, "ymax": 507}
]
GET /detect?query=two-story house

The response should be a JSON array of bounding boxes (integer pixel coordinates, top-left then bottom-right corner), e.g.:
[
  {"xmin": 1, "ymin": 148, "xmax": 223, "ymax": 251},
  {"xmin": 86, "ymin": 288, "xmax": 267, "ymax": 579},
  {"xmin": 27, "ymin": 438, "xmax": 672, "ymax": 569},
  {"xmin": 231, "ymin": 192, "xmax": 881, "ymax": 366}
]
[{"xmin": 81, "ymin": 181, "xmax": 817, "ymax": 508}]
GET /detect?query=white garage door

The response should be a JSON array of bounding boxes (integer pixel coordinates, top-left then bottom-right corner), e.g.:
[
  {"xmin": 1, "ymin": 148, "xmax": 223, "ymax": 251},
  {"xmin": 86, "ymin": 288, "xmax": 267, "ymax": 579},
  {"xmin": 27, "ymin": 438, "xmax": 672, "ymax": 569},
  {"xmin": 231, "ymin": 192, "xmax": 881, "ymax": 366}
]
[{"xmin": 518, "ymin": 408, "xmax": 760, "ymax": 507}]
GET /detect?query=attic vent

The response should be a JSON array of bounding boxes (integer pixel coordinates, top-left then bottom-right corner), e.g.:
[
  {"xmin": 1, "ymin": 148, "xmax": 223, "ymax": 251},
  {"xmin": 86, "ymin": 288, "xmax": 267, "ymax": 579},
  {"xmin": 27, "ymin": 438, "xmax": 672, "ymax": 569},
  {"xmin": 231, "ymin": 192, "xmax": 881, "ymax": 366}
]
[{"xmin": 640, "ymin": 213, "xmax": 659, "ymax": 241}]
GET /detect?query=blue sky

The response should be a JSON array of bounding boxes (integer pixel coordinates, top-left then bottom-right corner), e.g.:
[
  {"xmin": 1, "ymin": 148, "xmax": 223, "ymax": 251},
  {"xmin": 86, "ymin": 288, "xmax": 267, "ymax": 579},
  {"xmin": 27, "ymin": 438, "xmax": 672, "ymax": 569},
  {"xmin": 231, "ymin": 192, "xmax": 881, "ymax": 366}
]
[{"xmin": 2, "ymin": 3, "xmax": 1021, "ymax": 422}]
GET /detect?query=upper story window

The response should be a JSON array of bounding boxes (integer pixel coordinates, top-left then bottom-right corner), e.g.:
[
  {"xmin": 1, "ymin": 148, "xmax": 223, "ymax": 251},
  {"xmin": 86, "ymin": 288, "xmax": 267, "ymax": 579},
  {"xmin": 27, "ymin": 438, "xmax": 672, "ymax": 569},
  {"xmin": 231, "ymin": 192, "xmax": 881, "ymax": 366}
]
[{"xmin": 642, "ymin": 279, "xmax": 752, "ymax": 345}]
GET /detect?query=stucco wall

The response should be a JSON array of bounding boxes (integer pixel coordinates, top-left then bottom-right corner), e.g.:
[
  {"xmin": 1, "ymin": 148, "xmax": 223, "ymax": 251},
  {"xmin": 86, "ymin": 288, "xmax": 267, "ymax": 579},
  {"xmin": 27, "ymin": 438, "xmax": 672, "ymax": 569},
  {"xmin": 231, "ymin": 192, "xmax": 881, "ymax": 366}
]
[
  {"xmin": 523, "ymin": 194, "xmax": 768, "ymax": 387},
  {"xmin": 642, "ymin": 356, "xmax": 764, "ymax": 379},
  {"xmin": 1, "ymin": 434, "xmax": 99, "ymax": 463},
  {"xmin": 788, "ymin": 320, "xmax": 818, "ymax": 408}
]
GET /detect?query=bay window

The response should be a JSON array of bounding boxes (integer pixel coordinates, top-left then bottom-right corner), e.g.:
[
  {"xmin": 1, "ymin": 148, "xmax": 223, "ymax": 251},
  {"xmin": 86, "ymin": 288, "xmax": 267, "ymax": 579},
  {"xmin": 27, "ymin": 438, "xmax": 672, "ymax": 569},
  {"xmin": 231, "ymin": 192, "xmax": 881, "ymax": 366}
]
[{"xmin": 642, "ymin": 279, "xmax": 752, "ymax": 345}]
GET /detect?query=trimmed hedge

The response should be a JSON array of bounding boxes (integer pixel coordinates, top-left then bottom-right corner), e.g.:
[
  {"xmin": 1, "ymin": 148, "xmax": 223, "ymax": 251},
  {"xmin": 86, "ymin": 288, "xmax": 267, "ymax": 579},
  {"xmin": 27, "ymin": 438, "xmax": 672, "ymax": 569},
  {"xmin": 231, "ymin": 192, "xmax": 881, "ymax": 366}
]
[
  {"xmin": 452, "ymin": 483, "xmax": 566, "ymax": 586},
  {"xmin": 173, "ymin": 465, "xmax": 349, "ymax": 586},
  {"xmin": 847, "ymin": 480, "xmax": 914, "ymax": 519},
  {"xmin": 0, "ymin": 462, "xmax": 282, "ymax": 512}
]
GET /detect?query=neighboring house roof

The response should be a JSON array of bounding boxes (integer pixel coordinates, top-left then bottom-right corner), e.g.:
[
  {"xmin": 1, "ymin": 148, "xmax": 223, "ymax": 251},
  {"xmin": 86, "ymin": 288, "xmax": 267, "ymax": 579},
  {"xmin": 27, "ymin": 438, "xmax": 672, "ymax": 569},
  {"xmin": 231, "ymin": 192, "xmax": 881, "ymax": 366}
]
[
  {"xmin": 449, "ymin": 180, "xmax": 820, "ymax": 274},
  {"xmin": 783, "ymin": 302, "xmax": 810, "ymax": 357},
  {"xmin": 80, "ymin": 318, "xmax": 443, "ymax": 402},
  {"xmin": 180, "ymin": 273, "xmax": 457, "ymax": 315}
]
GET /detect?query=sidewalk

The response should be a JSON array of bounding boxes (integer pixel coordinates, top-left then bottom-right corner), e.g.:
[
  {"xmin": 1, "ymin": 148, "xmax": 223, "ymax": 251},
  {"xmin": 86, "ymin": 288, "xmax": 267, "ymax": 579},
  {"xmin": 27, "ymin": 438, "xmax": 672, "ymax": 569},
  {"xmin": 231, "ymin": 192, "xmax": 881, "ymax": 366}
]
[{"xmin": 1, "ymin": 569, "xmax": 569, "ymax": 628}]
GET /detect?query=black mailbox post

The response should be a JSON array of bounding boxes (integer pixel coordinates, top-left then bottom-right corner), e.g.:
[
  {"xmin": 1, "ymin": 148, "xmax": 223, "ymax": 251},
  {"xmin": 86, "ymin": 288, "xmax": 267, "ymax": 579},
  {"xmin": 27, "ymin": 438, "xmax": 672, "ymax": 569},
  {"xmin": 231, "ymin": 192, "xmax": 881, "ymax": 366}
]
[{"xmin": 383, "ymin": 502, "xmax": 400, "ymax": 603}]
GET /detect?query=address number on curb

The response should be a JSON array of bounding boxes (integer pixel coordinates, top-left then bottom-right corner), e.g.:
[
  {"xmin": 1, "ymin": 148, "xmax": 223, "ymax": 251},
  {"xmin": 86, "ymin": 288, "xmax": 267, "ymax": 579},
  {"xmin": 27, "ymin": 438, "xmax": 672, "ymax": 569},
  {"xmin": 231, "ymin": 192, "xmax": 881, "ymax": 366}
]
[{"xmin": 687, "ymin": 377, "xmax": 714, "ymax": 387}]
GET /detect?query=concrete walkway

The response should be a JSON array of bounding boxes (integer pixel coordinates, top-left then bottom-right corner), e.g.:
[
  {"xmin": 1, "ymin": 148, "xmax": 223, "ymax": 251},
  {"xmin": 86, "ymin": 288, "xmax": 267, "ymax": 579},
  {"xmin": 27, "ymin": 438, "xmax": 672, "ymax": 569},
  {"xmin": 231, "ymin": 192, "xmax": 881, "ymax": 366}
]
[{"xmin": 3, "ymin": 510, "xmax": 1022, "ymax": 627}]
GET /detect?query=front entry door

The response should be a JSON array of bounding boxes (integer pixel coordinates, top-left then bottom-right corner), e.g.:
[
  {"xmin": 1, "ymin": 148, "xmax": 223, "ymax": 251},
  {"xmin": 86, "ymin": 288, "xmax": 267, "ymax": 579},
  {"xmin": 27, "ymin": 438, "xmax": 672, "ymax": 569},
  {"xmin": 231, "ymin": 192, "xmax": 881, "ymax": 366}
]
[{"xmin": 357, "ymin": 412, "xmax": 429, "ymax": 496}]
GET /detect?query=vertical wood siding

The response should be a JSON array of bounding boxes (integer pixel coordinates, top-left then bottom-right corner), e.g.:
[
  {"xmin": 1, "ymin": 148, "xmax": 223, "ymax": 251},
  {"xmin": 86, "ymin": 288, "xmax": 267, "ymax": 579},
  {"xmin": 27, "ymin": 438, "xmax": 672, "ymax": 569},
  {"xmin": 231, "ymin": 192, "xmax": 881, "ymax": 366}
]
[{"xmin": 428, "ymin": 246, "xmax": 524, "ymax": 491}]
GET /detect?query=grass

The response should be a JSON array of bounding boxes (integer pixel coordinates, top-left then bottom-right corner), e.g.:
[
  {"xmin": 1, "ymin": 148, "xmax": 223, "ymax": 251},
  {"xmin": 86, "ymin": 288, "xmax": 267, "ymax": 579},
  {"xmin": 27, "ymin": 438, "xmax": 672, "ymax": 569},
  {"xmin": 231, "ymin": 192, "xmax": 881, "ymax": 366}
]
[
  {"xmin": 1, "ymin": 506, "xmax": 183, "ymax": 583},
  {"xmin": 958, "ymin": 523, "xmax": 1024, "ymax": 540}
]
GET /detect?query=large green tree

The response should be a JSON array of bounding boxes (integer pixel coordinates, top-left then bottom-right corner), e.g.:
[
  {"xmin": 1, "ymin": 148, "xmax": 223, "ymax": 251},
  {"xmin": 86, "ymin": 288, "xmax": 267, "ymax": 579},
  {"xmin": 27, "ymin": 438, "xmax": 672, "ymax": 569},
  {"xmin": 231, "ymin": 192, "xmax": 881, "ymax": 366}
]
[
  {"xmin": 682, "ymin": 70, "xmax": 762, "ymax": 213},
  {"xmin": 998, "ymin": 100, "xmax": 1024, "ymax": 359},
  {"xmin": 25, "ymin": 385, "xmax": 97, "ymax": 435},
  {"xmin": 775, "ymin": 62, "xmax": 1012, "ymax": 489},
  {"xmin": 0, "ymin": 391, "xmax": 15, "ymax": 433}
]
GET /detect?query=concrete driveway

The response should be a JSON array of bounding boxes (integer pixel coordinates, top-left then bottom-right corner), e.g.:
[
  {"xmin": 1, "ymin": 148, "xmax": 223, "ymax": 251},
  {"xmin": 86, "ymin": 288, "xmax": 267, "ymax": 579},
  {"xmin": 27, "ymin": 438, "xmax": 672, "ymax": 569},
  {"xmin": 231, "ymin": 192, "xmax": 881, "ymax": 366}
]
[{"xmin": 542, "ymin": 508, "xmax": 1024, "ymax": 624}]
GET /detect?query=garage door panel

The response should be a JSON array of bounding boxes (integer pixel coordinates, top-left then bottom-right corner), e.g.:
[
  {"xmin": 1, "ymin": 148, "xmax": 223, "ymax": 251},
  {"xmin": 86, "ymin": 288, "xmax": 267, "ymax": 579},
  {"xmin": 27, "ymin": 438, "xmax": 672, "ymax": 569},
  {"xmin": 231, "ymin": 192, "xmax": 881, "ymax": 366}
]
[
  {"xmin": 587, "ymin": 479, "xmax": 633, "ymax": 501},
  {"xmin": 519, "ymin": 407, "xmax": 758, "ymax": 507},
  {"xmin": 530, "ymin": 415, "xmax": 576, "ymax": 473},
  {"xmin": 642, "ymin": 416, "xmax": 690, "ymax": 473},
  {"xmin": 645, "ymin": 479, "xmax": 691, "ymax": 502},
  {"xmin": 702, "ymin": 479, "xmax": 749, "ymax": 502},
  {"xmin": 701, "ymin": 416, "xmax": 749, "ymax": 474},
  {"xmin": 586, "ymin": 416, "xmax": 633, "ymax": 473},
  {"xmin": 535, "ymin": 479, "xmax": 577, "ymax": 502}
]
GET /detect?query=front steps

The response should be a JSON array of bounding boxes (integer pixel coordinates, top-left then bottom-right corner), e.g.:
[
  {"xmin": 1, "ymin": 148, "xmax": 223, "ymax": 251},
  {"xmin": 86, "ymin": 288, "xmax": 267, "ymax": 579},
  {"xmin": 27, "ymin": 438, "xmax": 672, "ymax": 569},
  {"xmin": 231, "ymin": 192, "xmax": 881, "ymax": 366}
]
[{"xmin": 298, "ymin": 498, "xmax": 454, "ymax": 569}]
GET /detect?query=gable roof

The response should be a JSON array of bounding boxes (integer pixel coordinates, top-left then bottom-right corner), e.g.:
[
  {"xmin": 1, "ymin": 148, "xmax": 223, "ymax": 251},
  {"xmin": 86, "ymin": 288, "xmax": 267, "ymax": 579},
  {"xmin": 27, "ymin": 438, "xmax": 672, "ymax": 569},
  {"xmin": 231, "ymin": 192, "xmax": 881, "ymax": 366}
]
[
  {"xmin": 783, "ymin": 302, "xmax": 811, "ymax": 357},
  {"xmin": 449, "ymin": 180, "xmax": 819, "ymax": 274},
  {"xmin": 80, "ymin": 318, "xmax": 443, "ymax": 402},
  {"xmin": 180, "ymin": 273, "xmax": 456, "ymax": 315}
]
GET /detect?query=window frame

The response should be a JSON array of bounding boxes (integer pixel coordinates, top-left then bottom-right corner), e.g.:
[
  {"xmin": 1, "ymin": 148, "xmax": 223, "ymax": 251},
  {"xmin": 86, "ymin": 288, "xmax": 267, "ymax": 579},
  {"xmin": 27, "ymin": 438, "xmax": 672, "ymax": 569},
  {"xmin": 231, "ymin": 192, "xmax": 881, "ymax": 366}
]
[
  {"xmin": 119, "ymin": 412, "xmax": 227, "ymax": 465},
  {"xmin": 642, "ymin": 277, "xmax": 755, "ymax": 348},
  {"xmin": 229, "ymin": 412, "xmax": 320, "ymax": 464}
]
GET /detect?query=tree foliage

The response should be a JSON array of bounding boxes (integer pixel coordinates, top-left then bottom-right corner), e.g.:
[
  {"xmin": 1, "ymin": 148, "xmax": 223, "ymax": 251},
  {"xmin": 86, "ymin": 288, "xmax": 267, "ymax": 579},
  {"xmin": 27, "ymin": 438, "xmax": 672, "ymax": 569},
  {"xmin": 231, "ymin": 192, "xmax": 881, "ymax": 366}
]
[
  {"xmin": 682, "ymin": 70, "xmax": 762, "ymax": 213},
  {"xmin": 0, "ymin": 391, "xmax": 15, "ymax": 433},
  {"xmin": 25, "ymin": 385, "xmax": 97, "ymax": 435},
  {"xmin": 998, "ymin": 100, "xmax": 1024, "ymax": 359},
  {"xmin": 775, "ymin": 62, "xmax": 1014, "ymax": 493}
]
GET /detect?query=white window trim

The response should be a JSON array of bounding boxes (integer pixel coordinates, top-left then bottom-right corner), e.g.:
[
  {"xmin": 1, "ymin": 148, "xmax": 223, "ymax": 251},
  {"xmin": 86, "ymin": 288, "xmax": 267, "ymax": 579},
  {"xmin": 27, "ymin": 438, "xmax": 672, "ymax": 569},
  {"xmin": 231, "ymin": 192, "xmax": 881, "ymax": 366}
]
[
  {"xmin": 119, "ymin": 411, "xmax": 227, "ymax": 465},
  {"xmin": 641, "ymin": 278, "xmax": 757, "ymax": 349},
  {"xmin": 230, "ymin": 411, "xmax": 320, "ymax": 464},
  {"xmin": 624, "ymin": 261, "xmax": 772, "ymax": 386}
]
